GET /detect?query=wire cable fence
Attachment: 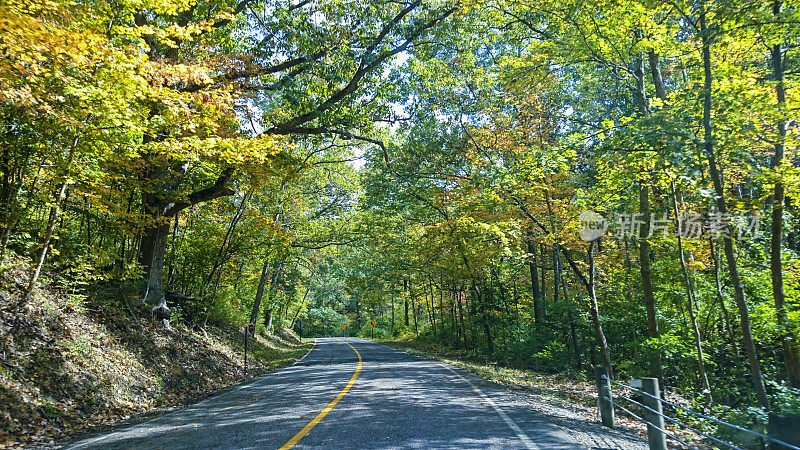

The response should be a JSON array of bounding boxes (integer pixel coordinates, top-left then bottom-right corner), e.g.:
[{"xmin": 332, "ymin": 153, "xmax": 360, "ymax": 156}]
[{"xmin": 597, "ymin": 372, "xmax": 800, "ymax": 450}]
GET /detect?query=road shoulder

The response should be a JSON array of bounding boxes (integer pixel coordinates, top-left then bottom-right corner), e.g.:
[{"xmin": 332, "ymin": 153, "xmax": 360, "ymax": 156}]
[{"xmin": 375, "ymin": 339, "xmax": 647, "ymax": 449}]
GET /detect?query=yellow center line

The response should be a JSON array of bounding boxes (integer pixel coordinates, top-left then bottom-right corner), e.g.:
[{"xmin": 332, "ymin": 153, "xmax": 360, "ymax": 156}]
[{"xmin": 278, "ymin": 339, "xmax": 362, "ymax": 450}]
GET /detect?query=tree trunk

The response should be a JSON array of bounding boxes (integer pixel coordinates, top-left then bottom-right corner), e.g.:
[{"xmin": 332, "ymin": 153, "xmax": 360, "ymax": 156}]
[
  {"xmin": 671, "ymin": 181, "xmax": 712, "ymax": 402},
  {"xmin": 700, "ymin": 5, "xmax": 770, "ymax": 409},
  {"xmin": 769, "ymin": 0, "xmax": 800, "ymax": 388},
  {"xmin": 138, "ymin": 166, "xmax": 235, "ymax": 311},
  {"xmin": 250, "ymin": 258, "xmax": 271, "ymax": 328},
  {"xmin": 648, "ymin": 50, "xmax": 666, "ymax": 101},
  {"xmin": 638, "ymin": 183, "xmax": 664, "ymax": 384},
  {"xmin": 474, "ymin": 282, "xmax": 494, "ymax": 355},
  {"xmin": 526, "ymin": 235, "xmax": 544, "ymax": 323},
  {"xmin": 264, "ymin": 260, "xmax": 284, "ymax": 333},
  {"xmin": 23, "ymin": 136, "xmax": 78, "ymax": 301},
  {"xmin": 404, "ymin": 278, "xmax": 410, "ymax": 326},
  {"xmin": 458, "ymin": 288, "xmax": 466, "ymax": 347},
  {"xmin": 264, "ymin": 307, "xmax": 273, "ymax": 331},
  {"xmin": 439, "ymin": 285, "xmax": 445, "ymax": 337},
  {"xmin": 540, "ymin": 243, "xmax": 547, "ymax": 313},
  {"xmin": 633, "ymin": 48, "xmax": 650, "ymax": 115},
  {"xmin": 411, "ymin": 288, "xmax": 419, "ymax": 335},
  {"xmin": 588, "ymin": 241, "xmax": 613, "ymax": 378},
  {"xmin": 544, "ymin": 189, "xmax": 559, "ymax": 310},
  {"xmin": 709, "ymin": 237, "xmax": 737, "ymax": 352},
  {"xmin": 140, "ymin": 220, "xmax": 172, "ymax": 307},
  {"xmin": 561, "ymin": 275, "xmax": 582, "ymax": 370}
]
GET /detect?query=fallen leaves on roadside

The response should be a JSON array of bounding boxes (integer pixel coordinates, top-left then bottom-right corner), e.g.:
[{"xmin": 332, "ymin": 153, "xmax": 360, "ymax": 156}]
[{"xmin": 0, "ymin": 256, "xmax": 310, "ymax": 449}]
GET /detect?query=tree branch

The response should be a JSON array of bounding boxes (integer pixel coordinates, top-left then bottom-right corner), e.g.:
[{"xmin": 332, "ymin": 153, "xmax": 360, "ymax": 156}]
[
  {"xmin": 291, "ymin": 126, "xmax": 388, "ymax": 162},
  {"xmin": 510, "ymin": 196, "xmax": 591, "ymax": 290},
  {"xmin": 164, "ymin": 167, "xmax": 236, "ymax": 216},
  {"xmin": 263, "ymin": 5, "xmax": 457, "ymax": 135}
]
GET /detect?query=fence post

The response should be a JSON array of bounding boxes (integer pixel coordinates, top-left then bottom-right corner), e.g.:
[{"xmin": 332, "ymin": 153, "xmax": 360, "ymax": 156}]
[
  {"xmin": 641, "ymin": 377, "xmax": 667, "ymax": 450},
  {"xmin": 768, "ymin": 412, "xmax": 800, "ymax": 449},
  {"xmin": 595, "ymin": 366, "xmax": 615, "ymax": 428}
]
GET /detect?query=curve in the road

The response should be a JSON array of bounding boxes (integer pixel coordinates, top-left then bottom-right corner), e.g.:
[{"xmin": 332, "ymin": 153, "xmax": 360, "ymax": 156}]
[{"xmin": 279, "ymin": 338, "xmax": 362, "ymax": 449}]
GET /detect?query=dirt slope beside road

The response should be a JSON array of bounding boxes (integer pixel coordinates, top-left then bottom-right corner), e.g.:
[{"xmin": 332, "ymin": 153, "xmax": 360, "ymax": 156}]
[{"xmin": 0, "ymin": 258, "xmax": 309, "ymax": 448}]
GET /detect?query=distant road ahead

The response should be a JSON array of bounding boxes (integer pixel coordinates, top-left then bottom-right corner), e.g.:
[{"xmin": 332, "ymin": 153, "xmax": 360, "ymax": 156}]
[{"xmin": 68, "ymin": 338, "xmax": 645, "ymax": 449}]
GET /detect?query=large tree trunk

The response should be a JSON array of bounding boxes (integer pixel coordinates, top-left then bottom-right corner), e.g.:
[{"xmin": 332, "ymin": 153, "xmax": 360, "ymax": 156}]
[
  {"xmin": 769, "ymin": 0, "xmax": 800, "ymax": 388},
  {"xmin": 142, "ymin": 220, "xmax": 172, "ymax": 321},
  {"xmin": 137, "ymin": 166, "xmax": 235, "ymax": 317},
  {"xmin": 700, "ymin": 5, "xmax": 769, "ymax": 409},
  {"xmin": 632, "ymin": 49, "xmax": 650, "ymax": 115}
]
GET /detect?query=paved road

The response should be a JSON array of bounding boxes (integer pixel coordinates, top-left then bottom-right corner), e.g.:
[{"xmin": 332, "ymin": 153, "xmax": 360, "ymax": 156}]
[{"xmin": 67, "ymin": 338, "xmax": 646, "ymax": 449}]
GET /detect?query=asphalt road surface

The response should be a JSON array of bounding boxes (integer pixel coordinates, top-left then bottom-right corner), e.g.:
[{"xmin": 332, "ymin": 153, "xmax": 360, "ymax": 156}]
[{"xmin": 67, "ymin": 338, "xmax": 646, "ymax": 449}]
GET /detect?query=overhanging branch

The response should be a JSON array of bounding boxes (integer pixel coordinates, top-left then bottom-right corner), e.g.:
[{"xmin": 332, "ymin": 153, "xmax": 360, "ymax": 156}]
[
  {"xmin": 291, "ymin": 126, "xmax": 388, "ymax": 163},
  {"xmin": 164, "ymin": 167, "xmax": 236, "ymax": 216}
]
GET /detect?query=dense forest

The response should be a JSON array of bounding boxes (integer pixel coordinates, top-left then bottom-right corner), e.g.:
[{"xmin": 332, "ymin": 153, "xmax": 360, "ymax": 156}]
[{"xmin": 2, "ymin": 0, "xmax": 800, "ymax": 441}]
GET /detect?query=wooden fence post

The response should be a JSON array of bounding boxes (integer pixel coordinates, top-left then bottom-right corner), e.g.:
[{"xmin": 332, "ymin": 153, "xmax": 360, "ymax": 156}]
[
  {"xmin": 595, "ymin": 366, "xmax": 615, "ymax": 428},
  {"xmin": 641, "ymin": 377, "xmax": 667, "ymax": 450}
]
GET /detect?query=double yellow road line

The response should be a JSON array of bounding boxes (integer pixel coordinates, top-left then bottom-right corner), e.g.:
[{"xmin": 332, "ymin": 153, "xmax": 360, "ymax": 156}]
[{"xmin": 279, "ymin": 339, "xmax": 362, "ymax": 449}]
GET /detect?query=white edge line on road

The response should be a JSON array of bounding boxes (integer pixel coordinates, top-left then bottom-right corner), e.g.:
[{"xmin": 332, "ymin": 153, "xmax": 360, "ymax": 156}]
[
  {"xmin": 290, "ymin": 338, "xmax": 317, "ymax": 366},
  {"xmin": 372, "ymin": 342, "xmax": 539, "ymax": 450},
  {"xmin": 439, "ymin": 364, "xmax": 540, "ymax": 450}
]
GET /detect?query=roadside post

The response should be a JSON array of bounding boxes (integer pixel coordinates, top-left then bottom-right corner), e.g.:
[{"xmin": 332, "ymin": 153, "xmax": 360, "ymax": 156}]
[
  {"xmin": 595, "ymin": 366, "xmax": 614, "ymax": 428},
  {"xmin": 243, "ymin": 326, "xmax": 249, "ymax": 375},
  {"xmin": 297, "ymin": 319, "xmax": 303, "ymax": 344},
  {"xmin": 641, "ymin": 377, "xmax": 667, "ymax": 450}
]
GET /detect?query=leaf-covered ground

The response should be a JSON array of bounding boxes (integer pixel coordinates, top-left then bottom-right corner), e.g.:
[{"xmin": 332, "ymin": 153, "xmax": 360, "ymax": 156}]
[{"xmin": 0, "ymin": 259, "xmax": 310, "ymax": 449}]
